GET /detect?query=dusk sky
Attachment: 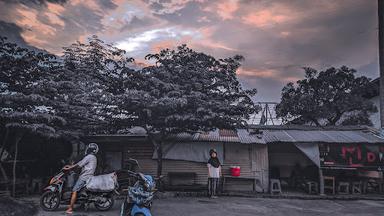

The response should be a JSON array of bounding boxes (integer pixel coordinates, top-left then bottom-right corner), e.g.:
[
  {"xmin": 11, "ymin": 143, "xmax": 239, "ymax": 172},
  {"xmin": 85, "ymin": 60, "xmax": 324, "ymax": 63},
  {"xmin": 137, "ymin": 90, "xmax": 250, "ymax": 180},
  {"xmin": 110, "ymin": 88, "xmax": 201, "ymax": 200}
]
[{"xmin": 0, "ymin": 0, "xmax": 379, "ymax": 102}]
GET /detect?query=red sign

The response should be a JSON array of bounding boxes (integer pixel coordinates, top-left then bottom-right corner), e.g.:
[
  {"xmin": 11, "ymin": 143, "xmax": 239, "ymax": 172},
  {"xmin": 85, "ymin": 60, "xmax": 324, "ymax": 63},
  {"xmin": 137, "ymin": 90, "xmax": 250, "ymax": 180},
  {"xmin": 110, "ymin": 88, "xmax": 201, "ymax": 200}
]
[{"xmin": 319, "ymin": 143, "xmax": 384, "ymax": 170}]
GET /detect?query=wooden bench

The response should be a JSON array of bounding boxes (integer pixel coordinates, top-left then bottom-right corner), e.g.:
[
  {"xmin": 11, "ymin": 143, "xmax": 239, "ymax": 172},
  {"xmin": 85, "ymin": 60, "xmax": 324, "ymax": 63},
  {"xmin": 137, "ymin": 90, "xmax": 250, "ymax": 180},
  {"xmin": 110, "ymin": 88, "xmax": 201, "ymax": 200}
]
[
  {"xmin": 222, "ymin": 175, "xmax": 261, "ymax": 192},
  {"xmin": 168, "ymin": 172, "xmax": 197, "ymax": 186}
]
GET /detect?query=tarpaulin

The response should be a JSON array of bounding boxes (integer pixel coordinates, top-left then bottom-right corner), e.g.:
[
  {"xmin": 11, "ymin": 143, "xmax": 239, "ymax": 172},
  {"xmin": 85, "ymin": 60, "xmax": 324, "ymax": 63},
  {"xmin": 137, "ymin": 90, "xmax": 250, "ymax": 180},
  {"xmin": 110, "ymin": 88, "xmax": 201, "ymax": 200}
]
[
  {"xmin": 294, "ymin": 143, "xmax": 320, "ymax": 167},
  {"xmin": 153, "ymin": 142, "xmax": 223, "ymax": 163}
]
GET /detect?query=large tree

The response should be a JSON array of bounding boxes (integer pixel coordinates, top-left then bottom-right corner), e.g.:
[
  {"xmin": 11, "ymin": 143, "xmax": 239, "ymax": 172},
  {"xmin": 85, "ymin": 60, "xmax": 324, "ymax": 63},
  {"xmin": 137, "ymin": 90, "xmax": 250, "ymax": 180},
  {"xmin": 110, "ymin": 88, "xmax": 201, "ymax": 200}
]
[
  {"xmin": 112, "ymin": 45, "xmax": 258, "ymax": 177},
  {"xmin": 0, "ymin": 36, "xmax": 137, "ymax": 196},
  {"xmin": 0, "ymin": 36, "xmax": 67, "ymax": 195},
  {"xmin": 276, "ymin": 66, "xmax": 377, "ymax": 126}
]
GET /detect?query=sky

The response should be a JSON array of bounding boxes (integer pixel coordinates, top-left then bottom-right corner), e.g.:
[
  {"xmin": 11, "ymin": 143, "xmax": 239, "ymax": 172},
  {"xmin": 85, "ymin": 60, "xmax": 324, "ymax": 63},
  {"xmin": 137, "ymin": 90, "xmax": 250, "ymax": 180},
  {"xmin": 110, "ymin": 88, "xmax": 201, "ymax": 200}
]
[{"xmin": 0, "ymin": 0, "xmax": 380, "ymax": 102}]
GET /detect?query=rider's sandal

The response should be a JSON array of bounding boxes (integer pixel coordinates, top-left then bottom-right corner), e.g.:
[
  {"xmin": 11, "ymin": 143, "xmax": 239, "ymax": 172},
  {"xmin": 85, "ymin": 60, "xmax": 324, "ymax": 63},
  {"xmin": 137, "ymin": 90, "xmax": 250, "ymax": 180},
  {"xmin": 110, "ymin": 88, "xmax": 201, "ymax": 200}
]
[{"xmin": 65, "ymin": 208, "xmax": 73, "ymax": 214}]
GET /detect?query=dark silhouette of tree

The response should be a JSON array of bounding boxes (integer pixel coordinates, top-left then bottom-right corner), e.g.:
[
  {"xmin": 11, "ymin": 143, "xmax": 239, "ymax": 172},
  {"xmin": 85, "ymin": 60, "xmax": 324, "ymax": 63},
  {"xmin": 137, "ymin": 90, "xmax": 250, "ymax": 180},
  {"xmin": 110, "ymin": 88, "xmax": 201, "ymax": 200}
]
[
  {"xmin": 276, "ymin": 66, "xmax": 377, "ymax": 126},
  {"xmin": 0, "ymin": 36, "xmax": 66, "ymax": 196},
  {"xmin": 113, "ymin": 45, "xmax": 258, "ymax": 177},
  {"xmin": 61, "ymin": 35, "xmax": 135, "ymax": 134},
  {"xmin": 0, "ymin": 36, "xmax": 136, "ymax": 195}
]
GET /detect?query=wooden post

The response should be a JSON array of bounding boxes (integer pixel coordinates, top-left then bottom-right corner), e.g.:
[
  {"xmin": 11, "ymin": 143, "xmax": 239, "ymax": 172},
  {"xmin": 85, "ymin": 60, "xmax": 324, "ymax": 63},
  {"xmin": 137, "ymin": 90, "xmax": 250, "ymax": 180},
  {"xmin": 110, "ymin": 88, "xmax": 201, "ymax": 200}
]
[
  {"xmin": 379, "ymin": 0, "xmax": 384, "ymax": 128},
  {"xmin": 318, "ymin": 167, "xmax": 324, "ymax": 195}
]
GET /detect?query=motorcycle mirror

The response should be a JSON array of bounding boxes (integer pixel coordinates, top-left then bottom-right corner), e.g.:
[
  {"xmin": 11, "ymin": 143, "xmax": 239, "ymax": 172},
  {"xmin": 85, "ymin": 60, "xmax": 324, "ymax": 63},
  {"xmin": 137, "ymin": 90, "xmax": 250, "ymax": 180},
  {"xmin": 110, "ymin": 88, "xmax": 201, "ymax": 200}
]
[{"xmin": 127, "ymin": 158, "xmax": 141, "ymax": 170}]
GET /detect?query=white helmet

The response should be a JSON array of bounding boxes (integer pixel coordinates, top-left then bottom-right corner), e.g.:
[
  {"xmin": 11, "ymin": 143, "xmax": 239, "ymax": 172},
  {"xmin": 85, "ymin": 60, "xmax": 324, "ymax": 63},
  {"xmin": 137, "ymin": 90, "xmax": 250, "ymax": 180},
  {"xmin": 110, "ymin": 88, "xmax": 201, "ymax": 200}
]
[{"xmin": 85, "ymin": 143, "xmax": 99, "ymax": 155}]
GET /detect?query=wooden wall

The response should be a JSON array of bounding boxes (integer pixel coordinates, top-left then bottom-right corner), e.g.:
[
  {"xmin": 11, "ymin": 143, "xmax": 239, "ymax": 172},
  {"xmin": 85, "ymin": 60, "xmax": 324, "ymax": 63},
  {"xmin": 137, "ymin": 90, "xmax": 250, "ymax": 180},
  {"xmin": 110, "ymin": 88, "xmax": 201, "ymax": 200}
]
[{"xmin": 222, "ymin": 143, "xmax": 269, "ymax": 192}]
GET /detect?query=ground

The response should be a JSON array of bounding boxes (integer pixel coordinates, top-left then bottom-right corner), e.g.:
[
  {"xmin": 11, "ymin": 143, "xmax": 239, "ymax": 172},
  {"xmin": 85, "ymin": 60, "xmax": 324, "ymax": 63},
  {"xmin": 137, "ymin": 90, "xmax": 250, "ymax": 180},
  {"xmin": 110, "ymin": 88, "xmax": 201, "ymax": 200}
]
[
  {"xmin": 22, "ymin": 196, "xmax": 384, "ymax": 216},
  {"xmin": 0, "ymin": 197, "xmax": 38, "ymax": 216}
]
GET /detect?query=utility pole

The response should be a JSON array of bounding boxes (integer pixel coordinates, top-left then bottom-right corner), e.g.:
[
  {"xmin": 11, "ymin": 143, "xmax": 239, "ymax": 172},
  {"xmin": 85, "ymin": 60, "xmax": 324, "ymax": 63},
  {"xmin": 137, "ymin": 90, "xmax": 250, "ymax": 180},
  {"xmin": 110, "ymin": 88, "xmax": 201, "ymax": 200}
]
[{"xmin": 379, "ymin": 0, "xmax": 384, "ymax": 128}]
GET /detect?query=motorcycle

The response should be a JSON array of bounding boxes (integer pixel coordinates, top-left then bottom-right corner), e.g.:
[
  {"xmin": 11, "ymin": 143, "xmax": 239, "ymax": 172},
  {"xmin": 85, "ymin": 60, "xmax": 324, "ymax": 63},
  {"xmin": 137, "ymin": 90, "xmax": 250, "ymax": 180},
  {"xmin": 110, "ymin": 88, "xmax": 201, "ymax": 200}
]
[
  {"xmin": 120, "ymin": 170, "xmax": 157, "ymax": 216},
  {"xmin": 40, "ymin": 167, "xmax": 118, "ymax": 212}
]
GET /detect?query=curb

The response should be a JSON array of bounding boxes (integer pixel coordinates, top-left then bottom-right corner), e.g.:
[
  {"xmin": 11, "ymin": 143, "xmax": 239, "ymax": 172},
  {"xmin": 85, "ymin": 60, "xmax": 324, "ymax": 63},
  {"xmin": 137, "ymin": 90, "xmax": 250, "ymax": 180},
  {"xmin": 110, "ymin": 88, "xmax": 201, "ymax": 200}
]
[{"xmin": 154, "ymin": 191, "xmax": 384, "ymax": 201}]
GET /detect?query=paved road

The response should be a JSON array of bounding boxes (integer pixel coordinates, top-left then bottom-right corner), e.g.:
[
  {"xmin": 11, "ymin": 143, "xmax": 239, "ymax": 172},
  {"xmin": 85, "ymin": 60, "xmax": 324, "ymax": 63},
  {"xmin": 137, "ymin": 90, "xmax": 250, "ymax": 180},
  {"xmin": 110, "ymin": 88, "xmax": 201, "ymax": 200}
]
[{"xmin": 33, "ymin": 196, "xmax": 384, "ymax": 216}]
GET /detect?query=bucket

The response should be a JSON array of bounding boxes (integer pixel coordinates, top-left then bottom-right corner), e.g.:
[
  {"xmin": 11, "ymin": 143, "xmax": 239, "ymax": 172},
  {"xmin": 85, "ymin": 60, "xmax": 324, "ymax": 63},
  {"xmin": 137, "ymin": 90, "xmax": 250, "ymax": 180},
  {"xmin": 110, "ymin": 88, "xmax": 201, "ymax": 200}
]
[{"xmin": 230, "ymin": 166, "xmax": 241, "ymax": 177}]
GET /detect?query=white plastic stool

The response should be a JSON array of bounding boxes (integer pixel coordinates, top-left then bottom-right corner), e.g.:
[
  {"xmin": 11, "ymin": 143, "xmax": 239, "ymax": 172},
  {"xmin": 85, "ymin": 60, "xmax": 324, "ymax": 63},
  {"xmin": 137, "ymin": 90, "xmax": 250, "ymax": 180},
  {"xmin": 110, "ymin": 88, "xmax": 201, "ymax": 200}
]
[{"xmin": 270, "ymin": 179, "xmax": 282, "ymax": 195}]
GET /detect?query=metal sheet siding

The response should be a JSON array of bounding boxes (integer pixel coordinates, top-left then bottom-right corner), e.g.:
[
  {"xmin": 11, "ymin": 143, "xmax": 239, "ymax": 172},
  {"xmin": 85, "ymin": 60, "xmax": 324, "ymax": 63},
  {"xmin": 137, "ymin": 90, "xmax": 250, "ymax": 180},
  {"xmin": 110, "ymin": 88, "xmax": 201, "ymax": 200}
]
[
  {"xmin": 263, "ymin": 130, "xmax": 384, "ymax": 144},
  {"xmin": 251, "ymin": 145, "xmax": 269, "ymax": 191}
]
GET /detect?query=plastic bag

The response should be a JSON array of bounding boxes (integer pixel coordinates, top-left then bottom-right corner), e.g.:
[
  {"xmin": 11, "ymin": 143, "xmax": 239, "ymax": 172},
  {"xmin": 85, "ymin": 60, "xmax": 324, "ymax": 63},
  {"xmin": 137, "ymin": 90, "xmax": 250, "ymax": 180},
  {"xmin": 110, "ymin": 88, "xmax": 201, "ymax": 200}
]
[{"xmin": 86, "ymin": 173, "xmax": 117, "ymax": 192}]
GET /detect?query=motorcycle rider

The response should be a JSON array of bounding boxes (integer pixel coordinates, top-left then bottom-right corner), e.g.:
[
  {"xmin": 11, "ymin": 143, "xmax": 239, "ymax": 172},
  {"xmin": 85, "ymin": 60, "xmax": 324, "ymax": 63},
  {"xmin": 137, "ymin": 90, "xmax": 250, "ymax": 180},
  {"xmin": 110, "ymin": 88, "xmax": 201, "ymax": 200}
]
[{"xmin": 63, "ymin": 143, "xmax": 98, "ymax": 214}]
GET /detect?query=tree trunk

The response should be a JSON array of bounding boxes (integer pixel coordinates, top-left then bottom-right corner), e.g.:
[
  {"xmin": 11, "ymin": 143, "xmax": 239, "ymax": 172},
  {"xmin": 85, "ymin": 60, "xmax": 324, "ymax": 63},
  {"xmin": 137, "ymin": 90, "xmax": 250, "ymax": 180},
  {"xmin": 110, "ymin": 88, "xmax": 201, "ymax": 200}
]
[
  {"xmin": 156, "ymin": 140, "xmax": 163, "ymax": 178},
  {"xmin": 12, "ymin": 133, "xmax": 23, "ymax": 197},
  {"xmin": 0, "ymin": 163, "xmax": 8, "ymax": 182},
  {"xmin": 0, "ymin": 128, "xmax": 9, "ymax": 182},
  {"xmin": 0, "ymin": 128, "xmax": 9, "ymax": 163},
  {"xmin": 148, "ymin": 134, "xmax": 163, "ymax": 178}
]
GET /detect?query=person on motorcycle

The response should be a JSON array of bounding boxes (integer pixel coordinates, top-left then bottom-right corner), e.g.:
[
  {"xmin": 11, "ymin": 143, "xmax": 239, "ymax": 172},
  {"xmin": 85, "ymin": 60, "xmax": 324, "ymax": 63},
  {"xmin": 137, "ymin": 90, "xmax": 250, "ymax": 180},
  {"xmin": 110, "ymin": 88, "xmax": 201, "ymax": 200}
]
[{"xmin": 63, "ymin": 143, "xmax": 98, "ymax": 214}]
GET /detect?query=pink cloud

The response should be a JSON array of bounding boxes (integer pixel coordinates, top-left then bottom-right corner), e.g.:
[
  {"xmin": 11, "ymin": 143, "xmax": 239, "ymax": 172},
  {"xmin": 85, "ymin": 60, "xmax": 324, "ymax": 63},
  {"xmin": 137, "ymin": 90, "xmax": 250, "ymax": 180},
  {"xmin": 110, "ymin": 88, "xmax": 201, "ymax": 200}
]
[
  {"xmin": 203, "ymin": 0, "xmax": 239, "ymax": 20},
  {"xmin": 242, "ymin": 9, "xmax": 290, "ymax": 28},
  {"xmin": 217, "ymin": 0, "xmax": 239, "ymax": 20},
  {"xmin": 237, "ymin": 67, "xmax": 298, "ymax": 83}
]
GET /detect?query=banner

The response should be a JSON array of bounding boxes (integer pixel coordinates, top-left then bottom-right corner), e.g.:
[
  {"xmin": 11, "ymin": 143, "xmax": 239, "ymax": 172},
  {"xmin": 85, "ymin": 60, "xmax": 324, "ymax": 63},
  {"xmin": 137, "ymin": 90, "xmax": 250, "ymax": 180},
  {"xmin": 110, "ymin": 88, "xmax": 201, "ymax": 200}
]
[{"xmin": 319, "ymin": 143, "xmax": 384, "ymax": 170}]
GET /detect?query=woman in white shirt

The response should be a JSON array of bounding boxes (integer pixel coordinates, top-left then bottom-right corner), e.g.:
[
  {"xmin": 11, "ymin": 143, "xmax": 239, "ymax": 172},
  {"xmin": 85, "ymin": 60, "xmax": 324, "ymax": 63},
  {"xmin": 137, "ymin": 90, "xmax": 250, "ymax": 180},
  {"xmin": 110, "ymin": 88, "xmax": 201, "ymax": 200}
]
[{"xmin": 207, "ymin": 149, "xmax": 221, "ymax": 198}]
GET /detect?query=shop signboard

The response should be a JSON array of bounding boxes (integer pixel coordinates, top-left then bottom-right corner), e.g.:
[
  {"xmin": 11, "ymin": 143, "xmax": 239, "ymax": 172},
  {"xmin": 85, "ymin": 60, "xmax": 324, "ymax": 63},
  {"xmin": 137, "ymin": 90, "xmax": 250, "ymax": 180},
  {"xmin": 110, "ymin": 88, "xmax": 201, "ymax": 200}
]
[{"xmin": 319, "ymin": 143, "xmax": 384, "ymax": 170}]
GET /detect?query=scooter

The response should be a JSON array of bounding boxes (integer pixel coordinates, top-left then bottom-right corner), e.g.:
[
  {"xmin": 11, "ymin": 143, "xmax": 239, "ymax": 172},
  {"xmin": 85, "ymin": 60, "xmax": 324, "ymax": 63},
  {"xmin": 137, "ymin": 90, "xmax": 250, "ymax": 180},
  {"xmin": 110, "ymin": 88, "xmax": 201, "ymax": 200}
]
[
  {"xmin": 120, "ymin": 170, "xmax": 156, "ymax": 216},
  {"xmin": 40, "ymin": 167, "xmax": 118, "ymax": 212}
]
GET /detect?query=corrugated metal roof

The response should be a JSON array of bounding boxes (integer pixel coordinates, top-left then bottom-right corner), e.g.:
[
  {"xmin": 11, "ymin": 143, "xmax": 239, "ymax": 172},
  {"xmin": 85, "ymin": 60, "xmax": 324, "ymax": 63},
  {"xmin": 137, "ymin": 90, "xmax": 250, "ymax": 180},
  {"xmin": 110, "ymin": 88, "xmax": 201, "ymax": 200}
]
[
  {"xmin": 237, "ymin": 129, "xmax": 266, "ymax": 144},
  {"xmin": 88, "ymin": 125, "xmax": 384, "ymax": 145},
  {"xmin": 170, "ymin": 129, "xmax": 265, "ymax": 144},
  {"xmin": 262, "ymin": 129, "xmax": 384, "ymax": 144}
]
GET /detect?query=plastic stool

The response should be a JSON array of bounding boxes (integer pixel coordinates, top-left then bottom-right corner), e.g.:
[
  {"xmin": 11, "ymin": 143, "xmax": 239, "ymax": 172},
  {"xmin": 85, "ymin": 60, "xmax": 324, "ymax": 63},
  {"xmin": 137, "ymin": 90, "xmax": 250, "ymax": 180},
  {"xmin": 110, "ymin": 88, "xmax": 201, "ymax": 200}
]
[
  {"xmin": 352, "ymin": 181, "xmax": 362, "ymax": 194},
  {"xmin": 270, "ymin": 179, "xmax": 282, "ymax": 195},
  {"xmin": 307, "ymin": 181, "xmax": 319, "ymax": 194},
  {"xmin": 338, "ymin": 182, "xmax": 350, "ymax": 194}
]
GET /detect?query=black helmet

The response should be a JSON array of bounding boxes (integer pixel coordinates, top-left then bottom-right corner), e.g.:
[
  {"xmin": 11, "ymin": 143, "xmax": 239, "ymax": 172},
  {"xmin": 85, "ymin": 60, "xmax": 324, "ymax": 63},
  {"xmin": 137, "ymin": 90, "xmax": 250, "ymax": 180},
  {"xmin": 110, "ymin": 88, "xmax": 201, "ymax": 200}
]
[{"xmin": 85, "ymin": 143, "xmax": 99, "ymax": 155}]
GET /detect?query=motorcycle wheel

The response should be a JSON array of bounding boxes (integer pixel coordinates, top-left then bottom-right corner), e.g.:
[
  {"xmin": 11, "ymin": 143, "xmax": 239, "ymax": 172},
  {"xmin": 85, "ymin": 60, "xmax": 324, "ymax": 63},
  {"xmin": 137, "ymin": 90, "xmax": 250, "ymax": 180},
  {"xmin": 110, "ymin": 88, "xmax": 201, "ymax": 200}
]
[
  {"xmin": 40, "ymin": 191, "xmax": 61, "ymax": 211},
  {"xmin": 94, "ymin": 196, "xmax": 114, "ymax": 211}
]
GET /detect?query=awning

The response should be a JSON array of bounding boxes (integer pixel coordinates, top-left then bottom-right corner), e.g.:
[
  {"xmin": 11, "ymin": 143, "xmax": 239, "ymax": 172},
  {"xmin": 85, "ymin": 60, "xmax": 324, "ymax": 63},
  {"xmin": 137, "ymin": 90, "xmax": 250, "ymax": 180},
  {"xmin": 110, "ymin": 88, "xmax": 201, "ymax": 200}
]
[{"xmin": 294, "ymin": 143, "xmax": 320, "ymax": 167}]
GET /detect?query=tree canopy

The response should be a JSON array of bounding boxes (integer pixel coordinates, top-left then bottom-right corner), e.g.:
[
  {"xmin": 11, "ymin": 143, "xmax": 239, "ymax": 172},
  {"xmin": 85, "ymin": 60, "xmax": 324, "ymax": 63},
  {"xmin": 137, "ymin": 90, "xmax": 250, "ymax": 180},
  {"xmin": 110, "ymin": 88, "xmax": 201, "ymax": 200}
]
[
  {"xmin": 0, "ymin": 36, "xmax": 258, "ymax": 178},
  {"xmin": 276, "ymin": 66, "xmax": 377, "ymax": 126},
  {"xmin": 0, "ymin": 36, "xmax": 66, "ymax": 137},
  {"xmin": 110, "ymin": 45, "xmax": 258, "ymax": 176},
  {"xmin": 61, "ymin": 35, "xmax": 135, "ymax": 133},
  {"xmin": 112, "ymin": 45, "xmax": 258, "ymax": 136}
]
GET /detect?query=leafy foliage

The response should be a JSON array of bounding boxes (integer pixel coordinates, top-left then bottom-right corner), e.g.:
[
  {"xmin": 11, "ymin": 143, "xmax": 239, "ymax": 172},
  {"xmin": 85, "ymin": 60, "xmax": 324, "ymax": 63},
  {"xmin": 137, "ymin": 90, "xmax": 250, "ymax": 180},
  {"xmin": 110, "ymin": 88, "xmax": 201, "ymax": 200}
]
[
  {"xmin": 111, "ymin": 44, "xmax": 258, "ymax": 176},
  {"xmin": 112, "ymin": 45, "xmax": 258, "ymax": 135},
  {"xmin": 276, "ymin": 66, "xmax": 377, "ymax": 126},
  {"xmin": 0, "ymin": 36, "xmax": 65, "ymax": 136},
  {"xmin": 1, "ymin": 36, "xmax": 258, "ymax": 178},
  {"xmin": 60, "ymin": 35, "xmax": 135, "ymax": 133}
]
